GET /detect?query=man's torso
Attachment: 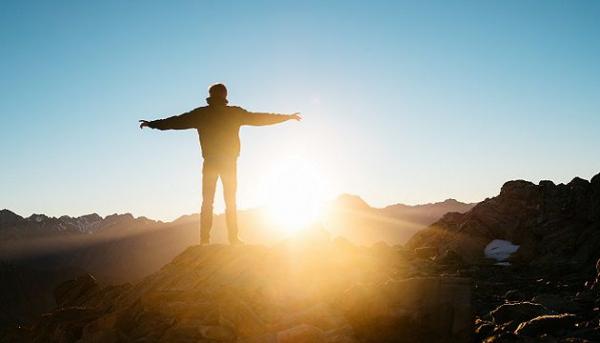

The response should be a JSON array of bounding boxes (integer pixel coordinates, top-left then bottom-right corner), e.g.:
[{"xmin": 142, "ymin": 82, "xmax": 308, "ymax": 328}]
[{"xmin": 193, "ymin": 106, "xmax": 245, "ymax": 158}]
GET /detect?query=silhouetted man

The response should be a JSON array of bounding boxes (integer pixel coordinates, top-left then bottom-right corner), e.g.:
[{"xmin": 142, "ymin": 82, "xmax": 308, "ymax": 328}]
[{"xmin": 140, "ymin": 84, "xmax": 301, "ymax": 245}]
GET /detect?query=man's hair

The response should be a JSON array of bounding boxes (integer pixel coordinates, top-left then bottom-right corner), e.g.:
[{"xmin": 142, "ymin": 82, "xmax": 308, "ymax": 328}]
[{"xmin": 208, "ymin": 83, "xmax": 227, "ymax": 99}]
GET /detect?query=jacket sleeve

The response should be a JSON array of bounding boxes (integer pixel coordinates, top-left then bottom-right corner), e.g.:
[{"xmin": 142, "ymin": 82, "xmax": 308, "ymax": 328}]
[
  {"xmin": 148, "ymin": 110, "xmax": 198, "ymax": 130},
  {"xmin": 239, "ymin": 109, "xmax": 290, "ymax": 126}
]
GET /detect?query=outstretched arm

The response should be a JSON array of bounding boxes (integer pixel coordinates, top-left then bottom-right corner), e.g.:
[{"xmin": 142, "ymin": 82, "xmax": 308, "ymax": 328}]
[
  {"xmin": 241, "ymin": 111, "xmax": 302, "ymax": 126},
  {"xmin": 139, "ymin": 110, "xmax": 197, "ymax": 130}
]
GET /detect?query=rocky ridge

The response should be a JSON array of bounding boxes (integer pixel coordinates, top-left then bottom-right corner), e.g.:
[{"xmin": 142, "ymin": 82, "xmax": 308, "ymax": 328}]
[
  {"xmin": 0, "ymin": 210, "xmax": 154, "ymax": 240},
  {"xmin": 7, "ymin": 239, "xmax": 472, "ymax": 342},
  {"xmin": 407, "ymin": 172, "xmax": 600, "ymax": 267}
]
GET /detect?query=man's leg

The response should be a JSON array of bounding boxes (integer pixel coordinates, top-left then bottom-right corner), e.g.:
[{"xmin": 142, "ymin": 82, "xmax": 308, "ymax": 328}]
[
  {"xmin": 200, "ymin": 159, "xmax": 218, "ymax": 244},
  {"xmin": 221, "ymin": 158, "xmax": 241, "ymax": 244}
]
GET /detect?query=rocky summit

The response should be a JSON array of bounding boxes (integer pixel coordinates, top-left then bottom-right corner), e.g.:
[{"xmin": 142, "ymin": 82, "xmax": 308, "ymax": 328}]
[
  {"xmin": 6, "ymin": 239, "xmax": 472, "ymax": 343},
  {"xmin": 407, "ymin": 172, "xmax": 600, "ymax": 267}
]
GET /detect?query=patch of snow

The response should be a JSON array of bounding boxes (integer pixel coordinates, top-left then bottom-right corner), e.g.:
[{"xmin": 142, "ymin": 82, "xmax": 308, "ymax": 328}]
[{"xmin": 484, "ymin": 239, "xmax": 519, "ymax": 262}]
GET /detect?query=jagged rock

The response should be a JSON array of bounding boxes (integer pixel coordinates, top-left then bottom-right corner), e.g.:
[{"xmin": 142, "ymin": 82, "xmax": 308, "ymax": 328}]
[
  {"xmin": 490, "ymin": 302, "xmax": 552, "ymax": 325},
  {"xmin": 407, "ymin": 172, "xmax": 600, "ymax": 268},
  {"xmin": 514, "ymin": 313, "xmax": 578, "ymax": 337}
]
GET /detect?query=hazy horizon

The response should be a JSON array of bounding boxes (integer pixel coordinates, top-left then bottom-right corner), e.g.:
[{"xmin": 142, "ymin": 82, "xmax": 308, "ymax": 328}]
[
  {"xmin": 3, "ymin": 192, "xmax": 480, "ymax": 221},
  {"xmin": 2, "ymin": 1, "xmax": 599, "ymax": 221}
]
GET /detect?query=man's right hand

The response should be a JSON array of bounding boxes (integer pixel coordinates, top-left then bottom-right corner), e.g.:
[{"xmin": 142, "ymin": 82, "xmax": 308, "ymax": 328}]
[
  {"xmin": 289, "ymin": 113, "xmax": 302, "ymax": 121},
  {"xmin": 139, "ymin": 120, "xmax": 150, "ymax": 129}
]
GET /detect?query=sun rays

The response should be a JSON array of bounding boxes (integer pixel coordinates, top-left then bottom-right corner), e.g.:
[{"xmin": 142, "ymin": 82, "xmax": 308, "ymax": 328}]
[{"xmin": 261, "ymin": 157, "xmax": 328, "ymax": 234}]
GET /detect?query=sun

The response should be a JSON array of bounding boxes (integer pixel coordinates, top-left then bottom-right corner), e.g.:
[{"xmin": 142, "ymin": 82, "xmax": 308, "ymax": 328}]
[{"xmin": 262, "ymin": 157, "xmax": 327, "ymax": 234}]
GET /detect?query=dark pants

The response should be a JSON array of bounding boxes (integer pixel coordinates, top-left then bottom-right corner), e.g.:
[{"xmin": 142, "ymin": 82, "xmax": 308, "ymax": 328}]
[{"xmin": 200, "ymin": 157, "xmax": 238, "ymax": 242}]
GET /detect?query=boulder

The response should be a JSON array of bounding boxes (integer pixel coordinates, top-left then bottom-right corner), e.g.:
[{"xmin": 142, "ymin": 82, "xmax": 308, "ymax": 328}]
[
  {"xmin": 490, "ymin": 302, "xmax": 552, "ymax": 325},
  {"xmin": 514, "ymin": 313, "xmax": 578, "ymax": 337}
]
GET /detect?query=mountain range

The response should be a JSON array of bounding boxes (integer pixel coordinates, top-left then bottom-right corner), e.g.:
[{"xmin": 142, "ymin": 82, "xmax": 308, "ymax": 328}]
[{"xmin": 0, "ymin": 195, "xmax": 475, "ymax": 268}]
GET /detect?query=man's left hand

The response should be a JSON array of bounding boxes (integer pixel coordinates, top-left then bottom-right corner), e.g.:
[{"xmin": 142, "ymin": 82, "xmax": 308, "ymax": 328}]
[{"xmin": 139, "ymin": 120, "xmax": 151, "ymax": 129}]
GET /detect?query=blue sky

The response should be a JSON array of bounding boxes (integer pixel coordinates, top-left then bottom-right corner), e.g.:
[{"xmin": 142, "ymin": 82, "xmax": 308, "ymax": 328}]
[{"xmin": 1, "ymin": 1, "xmax": 599, "ymax": 220}]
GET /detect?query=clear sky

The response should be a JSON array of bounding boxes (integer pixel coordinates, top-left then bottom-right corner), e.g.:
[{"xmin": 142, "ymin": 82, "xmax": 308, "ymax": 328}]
[{"xmin": 1, "ymin": 1, "xmax": 599, "ymax": 221}]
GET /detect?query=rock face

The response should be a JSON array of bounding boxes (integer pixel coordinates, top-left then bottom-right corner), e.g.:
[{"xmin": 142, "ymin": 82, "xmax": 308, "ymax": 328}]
[
  {"xmin": 404, "ymin": 172, "xmax": 600, "ymax": 342},
  {"xmin": 407, "ymin": 172, "xmax": 600, "ymax": 266},
  {"xmin": 19, "ymin": 241, "xmax": 472, "ymax": 342}
]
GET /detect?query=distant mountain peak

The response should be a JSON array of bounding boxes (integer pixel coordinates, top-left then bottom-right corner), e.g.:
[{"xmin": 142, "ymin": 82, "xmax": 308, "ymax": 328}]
[
  {"xmin": 332, "ymin": 194, "xmax": 371, "ymax": 209},
  {"xmin": 0, "ymin": 209, "xmax": 24, "ymax": 226},
  {"xmin": 0, "ymin": 211, "xmax": 149, "ymax": 239},
  {"xmin": 384, "ymin": 198, "xmax": 475, "ymax": 211},
  {"xmin": 27, "ymin": 214, "xmax": 49, "ymax": 222}
]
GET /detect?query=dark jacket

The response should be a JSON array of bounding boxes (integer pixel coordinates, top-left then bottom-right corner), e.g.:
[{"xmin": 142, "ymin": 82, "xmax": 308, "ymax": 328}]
[{"xmin": 148, "ymin": 105, "xmax": 289, "ymax": 158}]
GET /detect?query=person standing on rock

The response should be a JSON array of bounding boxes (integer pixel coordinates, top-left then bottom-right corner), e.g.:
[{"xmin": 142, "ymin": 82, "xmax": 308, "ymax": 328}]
[{"xmin": 140, "ymin": 83, "xmax": 301, "ymax": 245}]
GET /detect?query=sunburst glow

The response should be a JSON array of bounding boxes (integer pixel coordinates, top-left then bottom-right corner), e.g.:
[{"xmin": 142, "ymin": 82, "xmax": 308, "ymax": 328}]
[{"xmin": 262, "ymin": 157, "xmax": 327, "ymax": 234}]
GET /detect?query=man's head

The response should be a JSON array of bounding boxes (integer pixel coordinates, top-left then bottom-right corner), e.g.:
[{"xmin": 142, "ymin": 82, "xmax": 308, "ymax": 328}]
[{"xmin": 206, "ymin": 83, "xmax": 228, "ymax": 106}]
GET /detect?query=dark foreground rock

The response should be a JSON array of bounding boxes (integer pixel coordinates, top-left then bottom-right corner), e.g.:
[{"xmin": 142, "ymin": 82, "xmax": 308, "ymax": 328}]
[
  {"xmin": 490, "ymin": 302, "xmax": 553, "ymax": 325},
  {"xmin": 403, "ymin": 172, "xmax": 600, "ymax": 341}
]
